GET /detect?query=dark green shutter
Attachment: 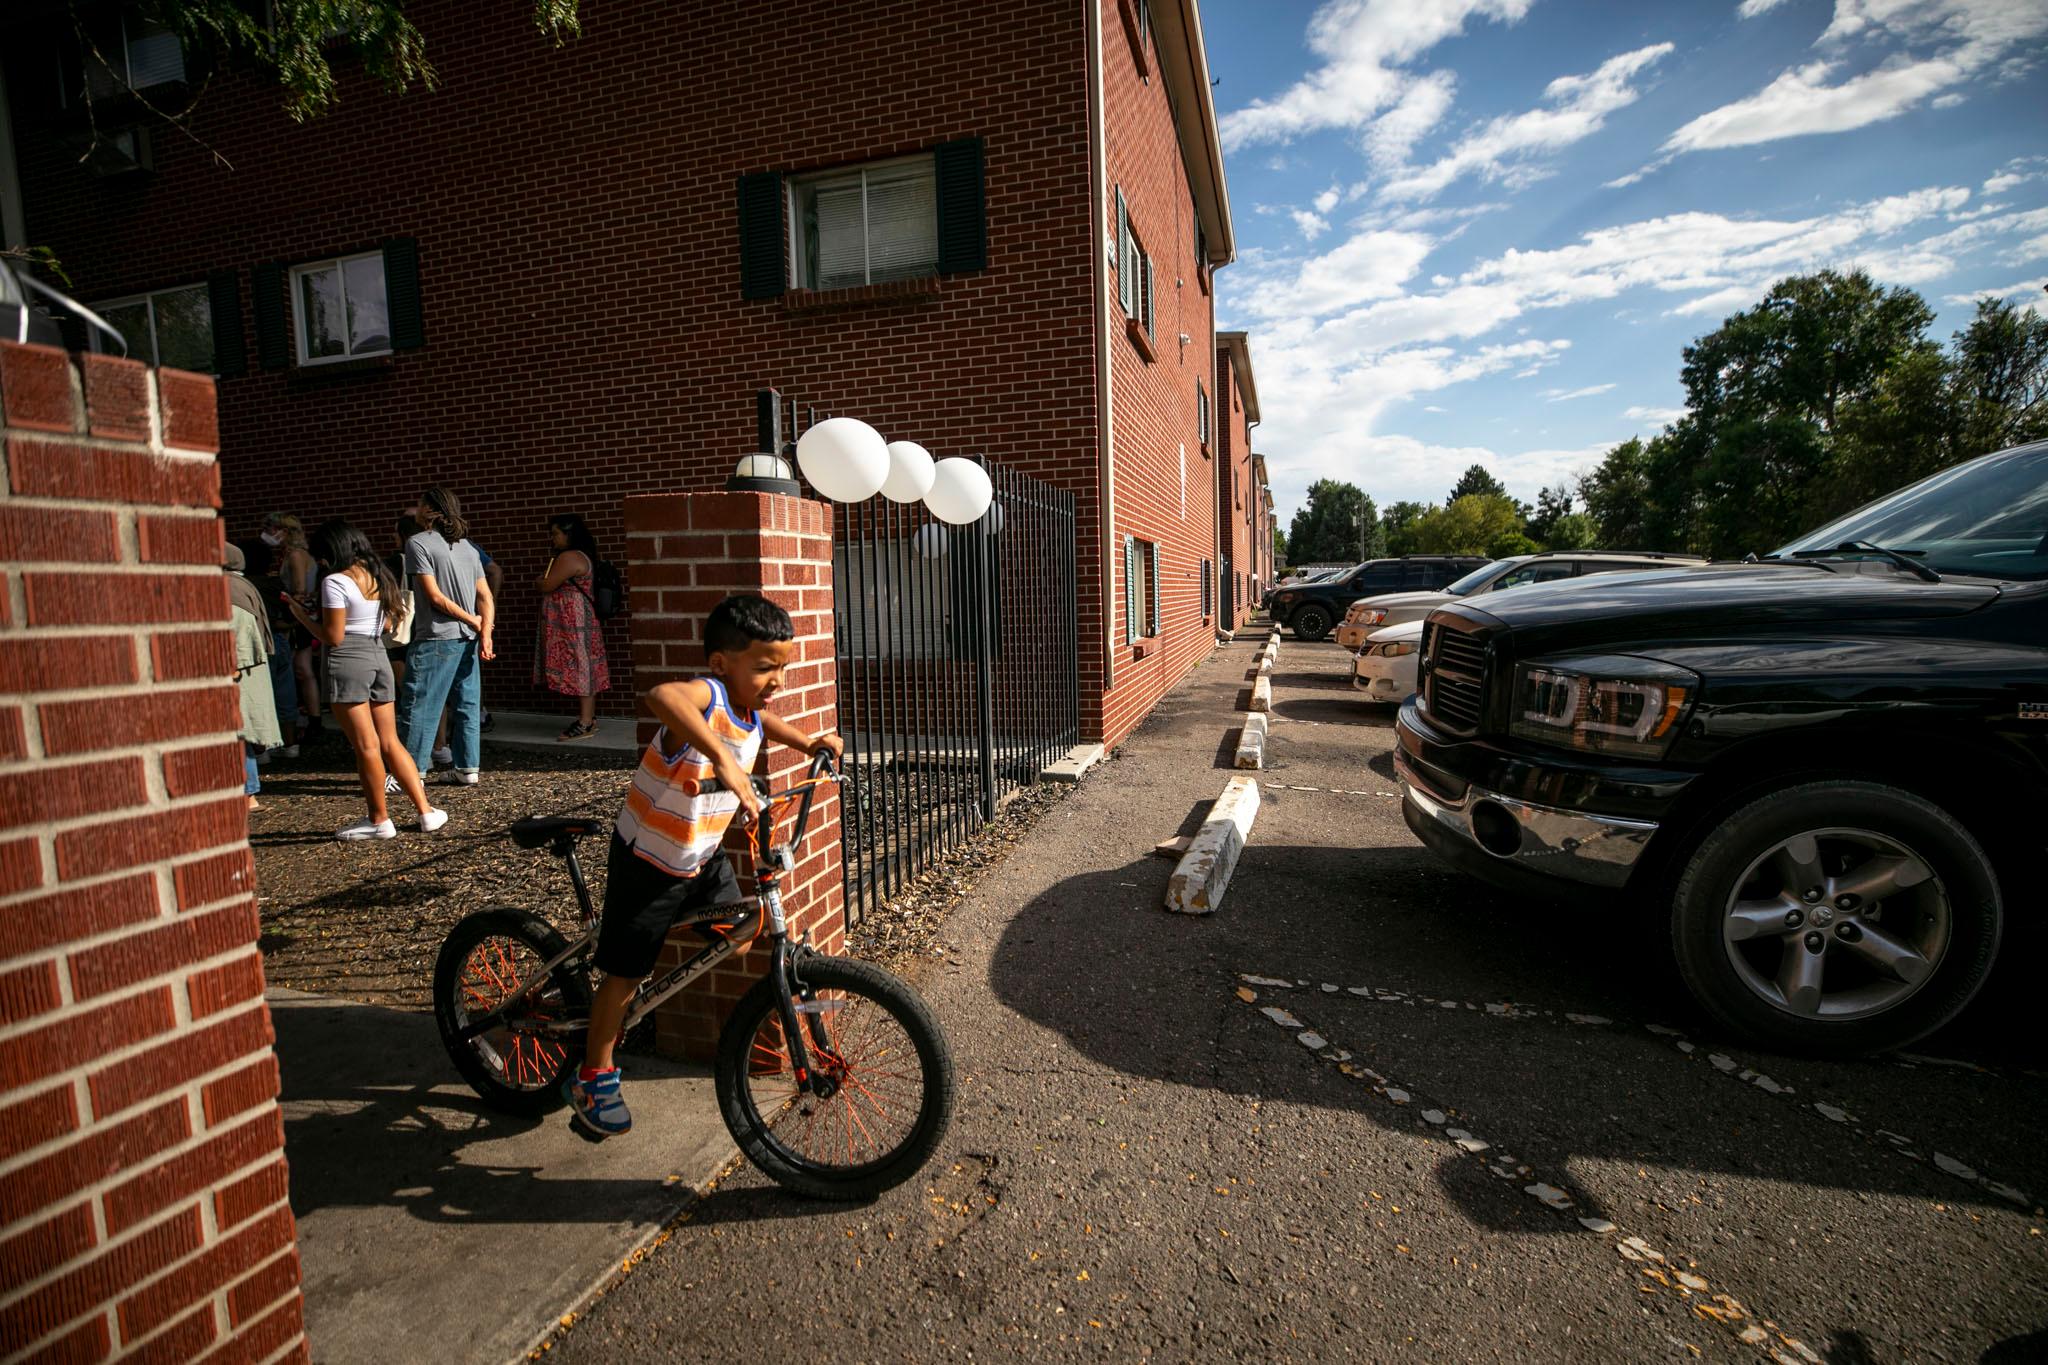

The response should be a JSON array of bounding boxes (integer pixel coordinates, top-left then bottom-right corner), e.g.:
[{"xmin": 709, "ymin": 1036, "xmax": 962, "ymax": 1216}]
[
  {"xmin": 206, "ymin": 270, "xmax": 245, "ymax": 377},
  {"xmin": 252, "ymin": 262, "xmax": 288, "ymax": 370},
  {"xmin": 1141, "ymin": 254, "xmax": 1154, "ymax": 336},
  {"xmin": 933, "ymin": 138, "xmax": 986, "ymax": 274},
  {"xmin": 736, "ymin": 172, "xmax": 786, "ymax": 300},
  {"xmin": 1148, "ymin": 547, "xmax": 1160, "ymax": 637},
  {"xmin": 383, "ymin": 237, "xmax": 424, "ymax": 350},
  {"xmin": 1115, "ymin": 189, "xmax": 1131, "ymax": 314},
  {"xmin": 1124, "ymin": 536, "xmax": 1139, "ymax": 642}
]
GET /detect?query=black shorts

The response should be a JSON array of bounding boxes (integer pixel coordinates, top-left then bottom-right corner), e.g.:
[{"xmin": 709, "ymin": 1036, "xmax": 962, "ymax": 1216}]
[{"xmin": 594, "ymin": 834, "xmax": 744, "ymax": 979}]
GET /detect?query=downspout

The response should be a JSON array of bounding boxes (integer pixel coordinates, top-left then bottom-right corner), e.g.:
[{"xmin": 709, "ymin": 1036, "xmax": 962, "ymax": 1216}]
[
  {"xmin": 1086, "ymin": 0, "xmax": 1116, "ymax": 702},
  {"xmin": 0, "ymin": 60, "xmax": 25, "ymax": 249}
]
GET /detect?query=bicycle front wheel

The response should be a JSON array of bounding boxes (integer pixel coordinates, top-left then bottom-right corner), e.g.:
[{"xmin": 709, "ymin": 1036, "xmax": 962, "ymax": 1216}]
[
  {"xmin": 433, "ymin": 908, "xmax": 590, "ymax": 1116},
  {"xmin": 715, "ymin": 955, "xmax": 954, "ymax": 1200}
]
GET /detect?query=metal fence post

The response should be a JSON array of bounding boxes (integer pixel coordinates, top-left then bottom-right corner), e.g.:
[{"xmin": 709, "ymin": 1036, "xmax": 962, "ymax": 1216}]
[{"xmin": 974, "ymin": 518, "xmax": 997, "ymax": 822}]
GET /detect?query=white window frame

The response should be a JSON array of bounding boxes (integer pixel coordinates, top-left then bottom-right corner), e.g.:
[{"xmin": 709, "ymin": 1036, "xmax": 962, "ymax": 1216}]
[
  {"xmin": 89, "ymin": 282, "xmax": 212, "ymax": 371},
  {"xmin": 787, "ymin": 154, "xmax": 939, "ymax": 292},
  {"xmin": 290, "ymin": 252, "xmax": 391, "ymax": 367}
]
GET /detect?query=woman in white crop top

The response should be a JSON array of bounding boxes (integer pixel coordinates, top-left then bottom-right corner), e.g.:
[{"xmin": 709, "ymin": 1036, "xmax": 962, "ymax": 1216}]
[{"xmin": 284, "ymin": 521, "xmax": 444, "ymax": 841}]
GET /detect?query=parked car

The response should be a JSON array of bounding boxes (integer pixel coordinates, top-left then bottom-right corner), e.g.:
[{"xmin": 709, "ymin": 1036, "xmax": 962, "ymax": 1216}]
[
  {"xmin": 1333, "ymin": 550, "xmax": 1706, "ymax": 649},
  {"xmin": 1352, "ymin": 619, "xmax": 1423, "ymax": 703},
  {"xmin": 1269, "ymin": 556, "xmax": 1488, "ymax": 641},
  {"xmin": 1394, "ymin": 441, "xmax": 2048, "ymax": 1055}
]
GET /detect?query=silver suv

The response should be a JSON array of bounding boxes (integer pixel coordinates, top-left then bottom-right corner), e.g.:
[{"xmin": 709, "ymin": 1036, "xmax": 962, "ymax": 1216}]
[{"xmin": 1332, "ymin": 550, "xmax": 1706, "ymax": 649}]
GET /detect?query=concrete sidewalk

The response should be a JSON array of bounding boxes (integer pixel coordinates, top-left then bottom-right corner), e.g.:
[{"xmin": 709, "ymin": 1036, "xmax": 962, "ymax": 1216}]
[{"xmin": 269, "ymin": 990, "xmax": 733, "ymax": 1363}]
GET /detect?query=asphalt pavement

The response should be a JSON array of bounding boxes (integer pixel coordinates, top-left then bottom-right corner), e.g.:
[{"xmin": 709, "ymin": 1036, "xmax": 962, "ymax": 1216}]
[{"xmin": 546, "ymin": 626, "xmax": 2048, "ymax": 1363}]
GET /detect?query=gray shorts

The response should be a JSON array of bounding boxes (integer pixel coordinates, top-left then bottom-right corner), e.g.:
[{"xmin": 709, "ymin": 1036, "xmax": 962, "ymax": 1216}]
[{"xmin": 325, "ymin": 635, "xmax": 395, "ymax": 705}]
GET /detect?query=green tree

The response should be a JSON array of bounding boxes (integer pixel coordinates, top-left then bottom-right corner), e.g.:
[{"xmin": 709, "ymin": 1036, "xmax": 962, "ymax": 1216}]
[
  {"xmin": 97, "ymin": 3, "xmax": 580, "ymax": 125},
  {"xmin": 1381, "ymin": 500, "xmax": 1428, "ymax": 556},
  {"xmin": 1544, "ymin": 512, "xmax": 1599, "ymax": 551},
  {"xmin": 1578, "ymin": 438, "xmax": 1653, "ymax": 549},
  {"xmin": 1273, "ymin": 527, "xmax": 1288, "ymax": 567},
  {"xmin": 1951, "ymin": 296, "xmax": 2048, "ymax": 454},
  {"xmin": 1447, "ymin": 464, "xmax": 1508, "ymax": 505},
  {"xmin": 1525, "ymin": 481, "xmax": 1575, "ymax": 543},
  {"xmin": 1287, "ymin": 479, "xmax": 1373, "ymax": 563},
  {"xmin": 1410, "ymin": 494, "xmax": 1524, "ymax": 556}
]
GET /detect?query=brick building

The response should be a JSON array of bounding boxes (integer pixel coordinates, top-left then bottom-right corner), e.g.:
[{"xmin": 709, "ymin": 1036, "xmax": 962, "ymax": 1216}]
[
  {"xmin": 1214, "ymin": 330, "xmax": 1272, "ymax": 629},
  {"xmin": 1, "ymin": 0, "xmax": 1238, "ymax": 749}
]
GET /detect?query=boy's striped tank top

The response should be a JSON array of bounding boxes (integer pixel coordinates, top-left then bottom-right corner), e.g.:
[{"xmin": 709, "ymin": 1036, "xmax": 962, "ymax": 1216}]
[{"xmin": 614, "ymin": 676, "xmax": 763, "ymax": 875}]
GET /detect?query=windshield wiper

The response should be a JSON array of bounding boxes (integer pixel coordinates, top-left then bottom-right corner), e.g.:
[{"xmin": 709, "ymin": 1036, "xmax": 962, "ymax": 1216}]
[
  {"xmin": 1746, "ymin": 553, "xmax": 1838, "ymax": 573},
  {"xmin": 1788, "ymin": 541, "xmax": 1940, "ymax": 583}
]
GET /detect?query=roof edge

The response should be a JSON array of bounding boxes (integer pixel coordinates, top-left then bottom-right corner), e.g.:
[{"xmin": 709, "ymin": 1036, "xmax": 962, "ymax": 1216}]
[
  {"xmin": 1152, "ymin": 0, "xmax": 1235, "ymax": 265},
  {"xmin": 1216, "ymin": 330, "xmax": 1258, "ymax": 423}
]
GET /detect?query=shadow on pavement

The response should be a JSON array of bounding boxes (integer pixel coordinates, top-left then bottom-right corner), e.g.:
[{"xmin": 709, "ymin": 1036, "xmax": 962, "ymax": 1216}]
[{"xmin": 985, "ymin": 843, "xmax": 2045, "ymax": 1231}]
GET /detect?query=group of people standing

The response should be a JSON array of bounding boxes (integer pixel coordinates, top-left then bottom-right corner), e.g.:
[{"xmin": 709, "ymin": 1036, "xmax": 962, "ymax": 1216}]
[{"xmin": 224, "ymin": 489, "xmax": 614, "ymax": 841}]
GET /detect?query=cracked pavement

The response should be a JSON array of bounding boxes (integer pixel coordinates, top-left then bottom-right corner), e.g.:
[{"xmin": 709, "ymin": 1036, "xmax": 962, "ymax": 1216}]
[{"xmin": 547, "ymin": 629, "xmax": 2048, "ymax": 1363}]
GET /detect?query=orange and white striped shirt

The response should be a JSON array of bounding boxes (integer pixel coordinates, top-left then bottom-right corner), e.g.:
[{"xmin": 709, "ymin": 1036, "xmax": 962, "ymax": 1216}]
[{"xmin": 614, "ymin": 677, "xmax": 763, "ymax": 876}]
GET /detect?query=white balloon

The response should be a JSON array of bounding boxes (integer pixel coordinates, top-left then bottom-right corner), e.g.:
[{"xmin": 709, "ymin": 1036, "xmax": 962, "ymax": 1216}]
[
  {"xmin": 925, "ymin": 458, "xmax": 993, "ymax": 525},
  {"xmin": 987, "ymin": 501, "xmax": 1005, "ymax": 534},
  {"xmin": 796, "ymin": 417, "xmax": 890, "ymax": 502},
  {"xmin": 914, "ymin": 522, "xmax": 949, "ymax": 559},
  {"xmin": 881, "ymin": 441, "xmax": 936, "ymax": 503}
]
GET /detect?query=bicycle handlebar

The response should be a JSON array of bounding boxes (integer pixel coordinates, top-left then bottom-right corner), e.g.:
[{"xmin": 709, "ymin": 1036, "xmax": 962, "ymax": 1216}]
[{"xmin": 750, "ymin": 749, "xmax": 841, "ymax": 871}]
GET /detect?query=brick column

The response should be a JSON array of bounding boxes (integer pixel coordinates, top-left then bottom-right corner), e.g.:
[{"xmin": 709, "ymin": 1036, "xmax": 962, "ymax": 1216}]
[
  {"xmin": 621, "ymin": 491, "xmax": 845, "ymax": 1060},
  {"xmin": 0, "ymin": 343, "xmax": 305, "ymax": 1360}
]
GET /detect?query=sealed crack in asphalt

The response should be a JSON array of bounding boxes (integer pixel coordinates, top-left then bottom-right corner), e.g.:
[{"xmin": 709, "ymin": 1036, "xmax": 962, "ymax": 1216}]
[{"xmin": 1235, "ymin": 977, "xmax": 1839, "ymax": 1365}]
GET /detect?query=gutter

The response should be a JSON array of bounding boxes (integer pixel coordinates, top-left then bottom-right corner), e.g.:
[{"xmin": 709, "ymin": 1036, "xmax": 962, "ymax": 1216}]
[
  {"xmin": 1153, "ymin": 0, "xmax": 1235, "ymax": 265},
  {"xmin": 1087, "ymin": 0, "xmax": 1116, "ymax": 702}
]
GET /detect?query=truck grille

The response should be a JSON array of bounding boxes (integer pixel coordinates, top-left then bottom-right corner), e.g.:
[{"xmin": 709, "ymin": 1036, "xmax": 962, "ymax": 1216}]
[{"xmin": 1422, "ymin": 621, "xmax": 1488, "ymax": 735}]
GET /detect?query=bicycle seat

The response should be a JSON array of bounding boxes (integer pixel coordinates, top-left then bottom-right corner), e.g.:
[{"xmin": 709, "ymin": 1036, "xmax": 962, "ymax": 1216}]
[{"xmin": 509, "ymin": 816, "xmax": 607, "ymax": 849}]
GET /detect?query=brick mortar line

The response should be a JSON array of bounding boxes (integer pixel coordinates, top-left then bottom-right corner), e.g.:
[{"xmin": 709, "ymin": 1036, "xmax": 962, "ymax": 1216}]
[
  {"xmin": 0, "ymin": 985, "xmax": 269, "ymax": 1133},
  {"xmin": 0, "ymin": 930, "xmax": 261, "ymax": 1053},
  {"xmin": 0, "ymin": 424, "xmax": 216, "ymax": 458},
  {"xmin": 1, "ymin": 789, "xmax": 251, "ymax": 847},
  {"xmin": 0, "ymin": 849, "xmax": 236, "ymax": 909},
  {"xmin": 0, "ymin": 730, "xmax": 239, "ymax": 769}
]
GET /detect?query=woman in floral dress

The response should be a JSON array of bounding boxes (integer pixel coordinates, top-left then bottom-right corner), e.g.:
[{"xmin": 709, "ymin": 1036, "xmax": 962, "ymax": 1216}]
[{"xmin": 534, "ymin": 513, "xmax": 611, "ymax": 739}]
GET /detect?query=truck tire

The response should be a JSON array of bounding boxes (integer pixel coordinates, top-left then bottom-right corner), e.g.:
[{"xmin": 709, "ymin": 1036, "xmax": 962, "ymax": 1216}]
[
  {"xmin": 1289, "ymin": 604, "xmax": 1333, "ymax": 642},
  {"xmin": 1669, "ymin": 780, "xmax": 2001, "ymax": 1056}
]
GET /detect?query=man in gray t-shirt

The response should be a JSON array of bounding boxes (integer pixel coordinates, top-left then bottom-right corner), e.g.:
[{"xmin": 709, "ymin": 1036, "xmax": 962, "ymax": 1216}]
[{"xmin": 405, "ymin": 530, "xmax": 485, "ymax": 640}]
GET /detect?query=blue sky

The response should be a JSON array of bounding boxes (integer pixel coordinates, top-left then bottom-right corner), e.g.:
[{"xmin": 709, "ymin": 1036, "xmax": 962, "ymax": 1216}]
[{"xmin": 1204, "ymin": 0, "xmax": 2048, "ymax": 527}]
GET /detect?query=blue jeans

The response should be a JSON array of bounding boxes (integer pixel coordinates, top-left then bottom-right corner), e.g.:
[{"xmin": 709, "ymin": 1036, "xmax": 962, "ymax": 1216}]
[
  {"xmin": 401, "ymin": 637, "xmax": 481, "ymax": 776},
  {"xmin": 244, "ymin": 743, "xmax": 262, "ymax": 796},
  {"xmin": 268, "ymin": 640, "xmax": 299, "ymax": 740}
]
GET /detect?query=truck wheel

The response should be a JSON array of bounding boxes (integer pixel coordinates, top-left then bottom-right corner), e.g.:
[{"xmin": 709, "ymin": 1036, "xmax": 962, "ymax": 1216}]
[
  {"xmin": 1290, "ymin": 605, "xmax": 1332, "ymax": 641},
  {"xmin": 1670, "ymin": 781, "xmax": 2001, "ymax": 1056}
]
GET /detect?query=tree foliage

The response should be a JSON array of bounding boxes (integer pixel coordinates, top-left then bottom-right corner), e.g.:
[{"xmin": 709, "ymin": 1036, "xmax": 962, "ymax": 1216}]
[
  {"xmin": 1380, "ymin": 500, "xmax": 1428, "ymax": 556},
  {"xmin": 1577, "ymin": 272, "xmax": 2048, "ymax": 558},
  {"xmin": 1287, "ymin": 479, "xmax": 1375, "ymax": 564},
  {"xmin": 1407, "ymin": 495, "xmax": 1525, "ymax": 557},
  {"xmin": 129, "ymin": 2, "xmax": 581, "ymax": 123},
  {"xmin": 1446, "ymin": 464, "xmax": 1508, "ymax": 505}
]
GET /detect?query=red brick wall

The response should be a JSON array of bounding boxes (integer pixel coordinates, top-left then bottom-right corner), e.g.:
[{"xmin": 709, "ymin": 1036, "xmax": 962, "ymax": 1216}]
[
  {"xmin": 0, "ymin": 343, "xmax": 305, "ymax": 1361},
  {"xmin": 619, "ymin": 492, "xmax": 844, "ymax": 1060},
  {"xmin": 7, "ymin": 0, "xmax": 1102, "ymax": 725},
  {"xmin": 1099, "ymin": 0, "xmax": 1221, "ymax": 745},
  {"xmin": 1216, "ymin": 345, "xmax": 1256, "ymax": 629}
]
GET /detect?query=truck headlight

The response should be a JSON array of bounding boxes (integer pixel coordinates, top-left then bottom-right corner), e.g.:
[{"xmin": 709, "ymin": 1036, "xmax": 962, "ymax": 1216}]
[
  {"xmin": 1508, "ymin": 656, "xmax": 1697, "ymax": 759},
  {"xmin": 1347, "ymin": 606, "xmax": 1387, "ymax": 626}
]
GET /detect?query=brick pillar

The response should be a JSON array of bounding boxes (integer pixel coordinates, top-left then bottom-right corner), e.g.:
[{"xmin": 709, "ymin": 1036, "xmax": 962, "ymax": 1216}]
[
  {"xmin": 0, "ymin": 344, "xmax": 305, "ymax": 1360},
  {"xmin": 621, "ymin": 491, "xmax": 845, "ymax": 1060}
]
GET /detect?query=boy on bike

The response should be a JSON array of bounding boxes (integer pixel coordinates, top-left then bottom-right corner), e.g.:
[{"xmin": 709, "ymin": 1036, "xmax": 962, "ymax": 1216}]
[{"xmin": 566, "ymin": 594, "xmax": 841, "ymax": 1138}]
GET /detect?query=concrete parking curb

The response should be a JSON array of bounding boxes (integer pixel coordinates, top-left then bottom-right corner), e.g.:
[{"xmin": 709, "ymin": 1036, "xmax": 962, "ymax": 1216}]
[
  {"xmin": 1164, "ymin": 776, "xmax": 1260, "ymax": 914},
  {"xmin": 1234, "ymin": 713, "xmax": 1267, "ymax": 769},
  {"xmin": 1249, "ymin": 675, "xmax": 1272, "ymax": 712}
]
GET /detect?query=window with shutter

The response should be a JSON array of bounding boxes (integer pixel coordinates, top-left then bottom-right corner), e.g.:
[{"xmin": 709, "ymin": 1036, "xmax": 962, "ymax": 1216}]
[
  {"xmin": 1115, "ymin": 189, "xmax": 1133, "ymax": 315},
  {"xmin": 1147, "ymin": 544, "xmax": 1160, "ymax": 637},
  {"xmin": 1124, "ymin": 536, "xmax": 1140, "ymax": 643},
  {"xmin": 1201, "ymin": 558, "xmax": 1212, "ymax": 619},
  {"xmin": 287, "ymin": 252, "xmax": 391, "ymax": 365},
  {"xmin": 89, "ymin": 283, "xmax": 214, "ymax": 372},
  {"xmin": 790, "ymin": 155, "xmax": 940, "ymax": 291},
  {"xmin": 1140, "ymin": 253, "xmax": 1154, "ymax": 337}
]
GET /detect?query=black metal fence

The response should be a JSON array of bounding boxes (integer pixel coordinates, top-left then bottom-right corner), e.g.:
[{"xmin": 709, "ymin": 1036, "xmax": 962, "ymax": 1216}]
[{"xmin": 830, "ymin": 460, "xmax": 1079, "ymax": 925}]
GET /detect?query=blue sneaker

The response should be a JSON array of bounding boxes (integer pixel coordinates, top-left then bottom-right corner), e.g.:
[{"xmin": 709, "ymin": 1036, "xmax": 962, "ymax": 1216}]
[{"xmin": 564, "ymin": 1067, "xmax": 631, "ymax": 1137}]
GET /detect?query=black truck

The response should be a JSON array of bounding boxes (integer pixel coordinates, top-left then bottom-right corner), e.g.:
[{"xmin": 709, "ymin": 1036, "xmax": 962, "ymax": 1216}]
[
  {"xmin": 1268, "ymin": 555, "xmax": 1488, "ymax": 641},
  {"xmin": 1395, "ymin": 442, "xmax": 2048, "ymax": 1054}
]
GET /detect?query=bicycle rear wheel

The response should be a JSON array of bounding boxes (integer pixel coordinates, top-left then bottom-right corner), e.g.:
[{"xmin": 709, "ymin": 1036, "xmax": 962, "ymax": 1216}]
[
  {"xmin": 433, "ymin": 908, "xmax": 590, "ymax": 1116},
  {"xmin": 715, "ymin": 954, "xmax": 954, "ymax": 1200}
]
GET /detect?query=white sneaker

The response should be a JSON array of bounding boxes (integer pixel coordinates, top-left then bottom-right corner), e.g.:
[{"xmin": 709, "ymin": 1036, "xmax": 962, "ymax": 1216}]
[
  {"xmin": 418, "ymin": 807, "xmax": 448, "ymax": 834},
  {"xmin": 439, "ymin": 769, "xmax": 479, "ymax": 786},
  {"xmin": 432, "ymin": 746, "xmax": 454, "ymax": 768},
  {"xmin": 336, "ymin": 817, "xmax": 397, "ymax": 841},
  {"xmin": 280, "ymin": 744, "xmax": 300, "ymax": 759},
  {"xmin": 384, "ymin": 774, "xmax": 401, "ymax": 795}
]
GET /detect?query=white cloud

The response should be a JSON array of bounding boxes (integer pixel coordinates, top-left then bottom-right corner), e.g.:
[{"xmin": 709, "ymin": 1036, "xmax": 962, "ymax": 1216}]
[
  {"xmin": 1219, "ymin": 0, "xmax": 1533, "ymax": 150},
  {"xmin": 1664, "ymin": 0, "xmax": 2048, "ymax": 156},
  {"xmin": 1422, "ymin": 405, "xmax": 1447, "ymax": 413},
  {"xmin": 1545, "ymin": 383, "xmax": 1618, "ymax": 401},
  {"xmin": 1738, "ymin": 0, "xmax": 1793, "ymax": 16},
  {"xmin": 1313, "ymin": 186, "xmax": 1342, "ymax": 214},
  {"xmin": 1943, "ymin": 277, "xmax": 2048, "ymax": 306},
  {"xmin": 1930, "ymin": 92, "xmax": 1966, "ymax": 108},
  {"xmin": 1623, "ymin": 404, "xmax": 1688, "ymax": 424},
  {"xmin": 1380, "ymin": 44, "xmax": 1675, "ymax": 202},
  {"xmin": 1981, "ymin": 156, "xmax": 2048, "ymax": 196},
  {"xmin": 1364, "ymin": 69, "xmax": 1460, "ymax": 172},
  {"xmin": 1291, "ymin": 210, "xmax": 1331, "ymax": 240},
  {"xmin": 1237, "ymin": 229, "xmax": 1436, "ymax": 318}
]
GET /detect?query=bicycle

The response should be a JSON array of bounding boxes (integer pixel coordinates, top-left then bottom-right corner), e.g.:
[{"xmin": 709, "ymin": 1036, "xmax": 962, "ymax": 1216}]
[{"xmin": 431, "ymin": 751, "xmax": 955, "ymax": 1200}]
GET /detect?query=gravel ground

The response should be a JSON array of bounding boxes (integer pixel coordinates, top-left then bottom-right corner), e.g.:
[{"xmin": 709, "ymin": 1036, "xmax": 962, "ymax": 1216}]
[{"xmin": 248, "ymin": 734, "xmax": 1070, "ymax": 1008}]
